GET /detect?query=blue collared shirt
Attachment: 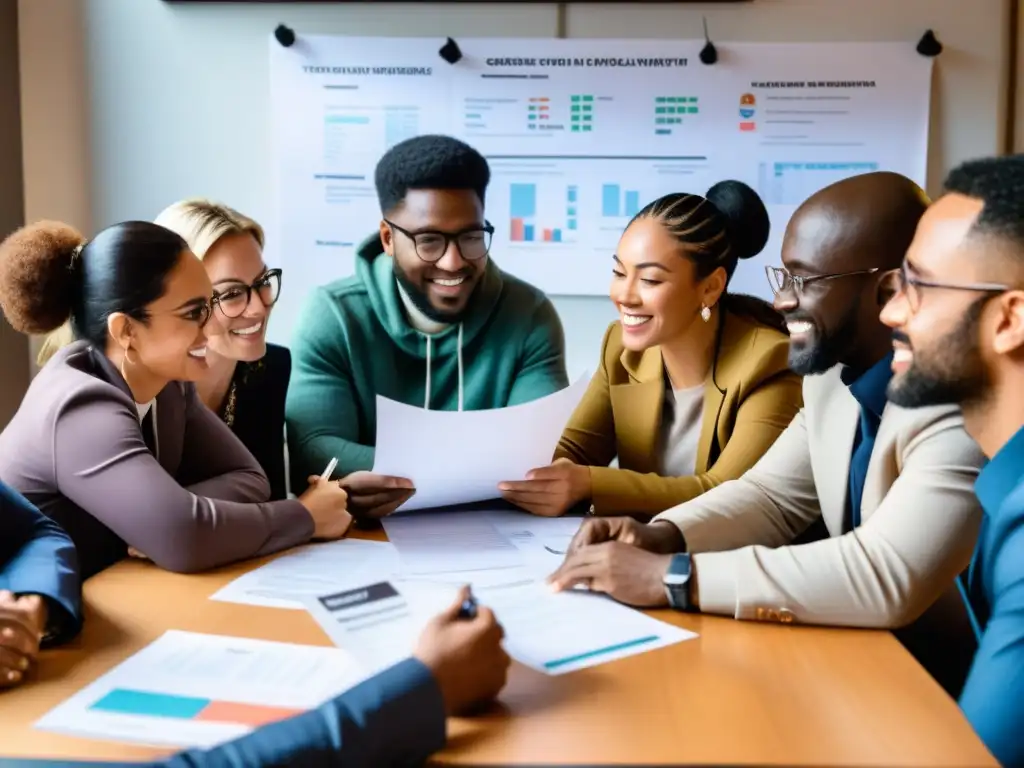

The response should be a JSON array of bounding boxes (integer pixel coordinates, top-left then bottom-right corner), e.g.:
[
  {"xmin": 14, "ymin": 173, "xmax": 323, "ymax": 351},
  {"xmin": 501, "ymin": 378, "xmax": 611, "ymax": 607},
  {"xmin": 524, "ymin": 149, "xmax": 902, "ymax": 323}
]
[
  {"xmin": 958, "ymin": 424, "xmax": 1024, "ymax": 768},
  {"xmin": 841, "ymin": 352, "xmax": 894, "ymax": 530}
]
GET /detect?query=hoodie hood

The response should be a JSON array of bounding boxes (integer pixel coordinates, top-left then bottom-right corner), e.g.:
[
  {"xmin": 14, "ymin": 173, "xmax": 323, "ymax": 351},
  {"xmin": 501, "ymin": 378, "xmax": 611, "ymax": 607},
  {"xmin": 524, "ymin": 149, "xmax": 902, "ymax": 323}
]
[{"xmin": 355, "ymin": 231, "xmax": 505, "ymax": 410}]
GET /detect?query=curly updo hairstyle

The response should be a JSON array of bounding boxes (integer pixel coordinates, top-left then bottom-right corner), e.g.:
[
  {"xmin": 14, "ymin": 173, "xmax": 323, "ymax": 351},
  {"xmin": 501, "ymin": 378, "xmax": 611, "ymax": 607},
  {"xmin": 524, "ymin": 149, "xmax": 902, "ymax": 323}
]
[{"xmin": 0, "ymin": 220, "xmax": 190, "ymax": 363}]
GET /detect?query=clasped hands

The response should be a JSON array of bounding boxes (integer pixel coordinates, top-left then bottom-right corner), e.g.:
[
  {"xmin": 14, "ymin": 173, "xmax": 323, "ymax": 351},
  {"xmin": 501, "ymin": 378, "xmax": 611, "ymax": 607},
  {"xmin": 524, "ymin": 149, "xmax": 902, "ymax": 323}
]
[{"xmin": 0, "ymin": 590, "xmax": 47, "ymax": 689}]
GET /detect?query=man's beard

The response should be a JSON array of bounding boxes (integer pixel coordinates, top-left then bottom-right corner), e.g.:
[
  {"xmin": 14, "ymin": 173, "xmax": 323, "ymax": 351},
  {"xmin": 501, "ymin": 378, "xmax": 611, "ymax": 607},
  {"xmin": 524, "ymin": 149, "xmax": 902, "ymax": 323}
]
[
  {"xmin": 886, "ymin": 299, "xmax": 990, "ymax": 410},
  {"xmin": 786, "ymin": 308, "xmax": 858, "ymax": 376},
  {"xmin": 394, "ymin": 261, "xmax": 472, "ymax": 324}
]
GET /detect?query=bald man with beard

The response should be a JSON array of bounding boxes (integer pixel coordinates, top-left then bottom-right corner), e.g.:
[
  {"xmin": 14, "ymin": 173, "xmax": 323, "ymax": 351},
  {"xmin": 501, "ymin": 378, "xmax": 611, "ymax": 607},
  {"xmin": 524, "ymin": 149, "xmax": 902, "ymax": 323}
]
[{"xmin": 547, "ymin": 172, "xmax": 985, "ymax": 690}]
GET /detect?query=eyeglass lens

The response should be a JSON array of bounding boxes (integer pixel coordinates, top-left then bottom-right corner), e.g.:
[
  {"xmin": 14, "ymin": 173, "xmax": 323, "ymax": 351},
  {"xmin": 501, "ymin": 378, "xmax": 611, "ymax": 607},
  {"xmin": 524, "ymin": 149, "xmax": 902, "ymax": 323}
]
[
  {"xmin": 414, "ymin": 230, "xmax": 492, "ymax": 262},
  {"xmin": 217, "ymin": 272, "xmax": 282, "ymax": 318}
]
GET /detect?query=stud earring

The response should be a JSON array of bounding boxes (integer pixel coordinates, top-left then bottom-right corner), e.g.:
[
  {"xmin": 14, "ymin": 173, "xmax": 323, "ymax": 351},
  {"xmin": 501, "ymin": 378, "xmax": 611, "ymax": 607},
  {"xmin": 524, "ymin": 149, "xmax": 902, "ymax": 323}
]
[{"xmin": 701, "ymin": 304, "xmax": 712, "ymax": 323}]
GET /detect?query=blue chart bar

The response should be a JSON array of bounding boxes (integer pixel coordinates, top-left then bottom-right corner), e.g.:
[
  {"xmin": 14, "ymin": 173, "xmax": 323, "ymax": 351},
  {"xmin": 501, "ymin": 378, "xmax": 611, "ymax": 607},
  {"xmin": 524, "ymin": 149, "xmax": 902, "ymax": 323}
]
[
  {"xmin": 567, "ymin": 187, "xmax": 578, "ymax": 203},
  {"xmin": 510, "ymin": 183, "xmax": 537, "ymax": 218},
  {"xmin": 624, "ymin": 190, "xmax": 640, "ymax": 217},
  {"xmin": 523, "ymin": 224, "xmax": 535, "ymax": 241},
  {"xmin": 552, "ymin": 229, "xmax": 562, "ymax": 242},
  {"xmin": 602, "ymin": 184, "xmax": 621, "ymax": 217}
]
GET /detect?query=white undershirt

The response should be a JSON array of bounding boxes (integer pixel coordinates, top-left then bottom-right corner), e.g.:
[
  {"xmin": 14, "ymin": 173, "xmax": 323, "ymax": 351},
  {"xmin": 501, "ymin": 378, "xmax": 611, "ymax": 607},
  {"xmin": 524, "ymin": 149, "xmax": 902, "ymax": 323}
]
[
  {"xmin": 657, "ymin": 381, "xmax": 705, "ymax": 477},
  {"xmin": 135, "ymin": 399, "xmax": 154, "ymax": 421}
]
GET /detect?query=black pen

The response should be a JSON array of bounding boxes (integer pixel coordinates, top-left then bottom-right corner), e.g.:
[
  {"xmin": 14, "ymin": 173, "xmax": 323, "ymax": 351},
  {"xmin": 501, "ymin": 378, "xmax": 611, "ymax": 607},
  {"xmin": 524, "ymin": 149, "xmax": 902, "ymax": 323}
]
[{"xmin": 457, "ymin": 588, "xmax": 478, "ymax": 620}]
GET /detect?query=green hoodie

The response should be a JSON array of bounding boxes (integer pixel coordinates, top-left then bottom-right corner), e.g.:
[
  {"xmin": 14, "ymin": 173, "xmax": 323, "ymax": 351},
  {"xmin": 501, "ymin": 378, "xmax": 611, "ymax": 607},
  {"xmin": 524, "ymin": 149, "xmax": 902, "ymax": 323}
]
[{"xmin": 285, "ymin": 233, "xmax": 569, "ymax": 481}]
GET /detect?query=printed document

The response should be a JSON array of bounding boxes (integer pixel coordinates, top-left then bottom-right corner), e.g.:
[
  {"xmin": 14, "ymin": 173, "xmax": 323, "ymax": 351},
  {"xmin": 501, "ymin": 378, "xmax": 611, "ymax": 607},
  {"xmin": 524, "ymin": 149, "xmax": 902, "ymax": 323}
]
[
  {"xmin": 210, "ymin": 539, "xmax": 399, "ymax": 610},
  {"xmin": 371, "ymin": 374, "xmax": 589, "ymax": 510},
  {"xmin": 306, "ymin": 573, "xmax": 696, "ymax": 676},
  {"xmin": 35, "ymin": 630, "xmax": 367, "ymax": 748}
]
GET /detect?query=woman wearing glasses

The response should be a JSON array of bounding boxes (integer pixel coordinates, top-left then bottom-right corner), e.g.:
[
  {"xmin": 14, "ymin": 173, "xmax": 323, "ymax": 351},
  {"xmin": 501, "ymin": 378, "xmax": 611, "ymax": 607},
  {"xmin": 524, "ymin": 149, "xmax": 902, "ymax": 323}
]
[
  {"xmin": 0, "ymin": 220, "xmax": 351, "ymax": 580},
  {"xmin": 155, "ymin": 200, "xmax": 290, "ymax": 500}
]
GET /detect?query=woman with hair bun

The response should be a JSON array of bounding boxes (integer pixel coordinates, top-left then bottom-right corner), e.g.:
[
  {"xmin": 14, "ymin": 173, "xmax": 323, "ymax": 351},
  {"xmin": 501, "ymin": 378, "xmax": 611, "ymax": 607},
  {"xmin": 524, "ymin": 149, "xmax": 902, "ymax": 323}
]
[
  {"xmin": 500, "ymin": 182, "xmax": 804, "ymax": 519},
  {"xmin": 0, "ymin": 220, "xmax": 351, "ymax": 579}
]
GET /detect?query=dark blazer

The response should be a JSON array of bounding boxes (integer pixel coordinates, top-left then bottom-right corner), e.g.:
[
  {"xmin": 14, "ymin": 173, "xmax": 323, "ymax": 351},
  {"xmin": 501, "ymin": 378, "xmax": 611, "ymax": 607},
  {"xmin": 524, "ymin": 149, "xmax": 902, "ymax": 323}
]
[
  {"xmin": 225, "ymin": 343, "xmax": 291, "ymax": 501},
  {"xmin": 0, "ymin": 481, "xmax": 82, "ymax": 645},
  {"xmin": 20, "ymin": 658, "xmax": 446, "ymax": 768},
  {"xmin": 0, "ymin": 341, "xmax": 313, "ymax": 579}
]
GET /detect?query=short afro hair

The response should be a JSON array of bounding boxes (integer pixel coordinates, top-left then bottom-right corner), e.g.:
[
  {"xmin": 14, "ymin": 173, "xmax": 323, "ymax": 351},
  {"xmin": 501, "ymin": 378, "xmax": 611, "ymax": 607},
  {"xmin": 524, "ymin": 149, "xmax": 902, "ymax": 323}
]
[
  {"xmin": 374, "ymin": 135, "xmax": 490, "ymax": 214},
  {"xmin": 944, "ymin": 154, "xmax": 1024, "ymax": 250}
]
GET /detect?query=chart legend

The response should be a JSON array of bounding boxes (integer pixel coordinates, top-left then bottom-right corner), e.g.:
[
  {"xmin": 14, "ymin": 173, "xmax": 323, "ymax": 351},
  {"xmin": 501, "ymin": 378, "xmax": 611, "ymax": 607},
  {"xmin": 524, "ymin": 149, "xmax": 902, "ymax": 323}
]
[
  {"xmin": 654, "ymin": 96, "xmax": 698, "ymax": 135},
  {"xmin": 570, "ymin": 95, "xmax": 595, "ymax": 132}
]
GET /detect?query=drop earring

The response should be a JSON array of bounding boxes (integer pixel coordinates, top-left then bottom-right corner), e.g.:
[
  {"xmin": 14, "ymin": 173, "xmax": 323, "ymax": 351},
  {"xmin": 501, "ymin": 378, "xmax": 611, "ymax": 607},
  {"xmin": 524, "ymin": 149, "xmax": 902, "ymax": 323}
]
[{"xmin": 701, "ymin": 304, "xmax": 712, "ymax": 323}]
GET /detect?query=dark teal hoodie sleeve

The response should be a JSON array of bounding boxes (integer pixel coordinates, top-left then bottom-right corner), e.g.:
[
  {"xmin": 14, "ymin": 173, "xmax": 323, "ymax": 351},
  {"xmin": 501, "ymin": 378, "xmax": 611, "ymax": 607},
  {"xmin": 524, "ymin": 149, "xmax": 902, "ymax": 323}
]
[
  {"xmin": 14, "ymin": 659, "xmax": 446, "ymax": 768},
  {"xmin": 507, "ymin": 295, "xmax": 569, "ymax": 406},
  {"xmin": 286, "ymin": 287, "xmax": 376, "ymax": 481}
]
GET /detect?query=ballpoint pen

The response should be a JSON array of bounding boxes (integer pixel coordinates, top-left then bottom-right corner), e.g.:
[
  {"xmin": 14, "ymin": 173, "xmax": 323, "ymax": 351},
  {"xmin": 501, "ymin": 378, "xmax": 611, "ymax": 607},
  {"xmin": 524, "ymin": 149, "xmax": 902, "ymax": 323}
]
[{"xmin": 320, "ymin": 457, "xmax": 338, "ymax": 482}]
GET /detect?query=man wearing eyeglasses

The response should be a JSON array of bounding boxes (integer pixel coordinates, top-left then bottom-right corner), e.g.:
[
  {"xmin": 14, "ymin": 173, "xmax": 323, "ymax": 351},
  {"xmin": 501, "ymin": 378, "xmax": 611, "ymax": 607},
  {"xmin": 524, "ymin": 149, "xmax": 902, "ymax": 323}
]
[
  {"xmin": 287, "ymin": 135, "xmax": 569, "ymax": 518},
  {"xmin": 878, "ymin": 155, "xmax": 1024, "ymax": 768},
  {"xmin": 548, "ymin": 170, "xmax": 984, "ymax": 693}
]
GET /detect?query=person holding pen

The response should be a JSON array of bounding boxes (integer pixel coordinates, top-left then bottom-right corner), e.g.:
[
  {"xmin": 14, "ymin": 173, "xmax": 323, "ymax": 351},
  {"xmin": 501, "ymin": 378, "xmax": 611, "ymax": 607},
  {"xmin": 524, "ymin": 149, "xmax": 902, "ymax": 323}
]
[
  {"xmin": 0, "ymin": 220, "xmax": 351, "ymax": 580},
  {"xmin": 1, "ymin": 496, "xmax": 510, "ymax": 768}
]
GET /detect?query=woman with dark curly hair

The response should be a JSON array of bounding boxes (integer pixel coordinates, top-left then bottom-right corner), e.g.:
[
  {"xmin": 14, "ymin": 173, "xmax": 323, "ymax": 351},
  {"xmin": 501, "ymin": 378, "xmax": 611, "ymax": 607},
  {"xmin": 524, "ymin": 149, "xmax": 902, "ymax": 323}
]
[{"xmin": 0, "ymin": 220, "xmax": 351, "ymax": 579}]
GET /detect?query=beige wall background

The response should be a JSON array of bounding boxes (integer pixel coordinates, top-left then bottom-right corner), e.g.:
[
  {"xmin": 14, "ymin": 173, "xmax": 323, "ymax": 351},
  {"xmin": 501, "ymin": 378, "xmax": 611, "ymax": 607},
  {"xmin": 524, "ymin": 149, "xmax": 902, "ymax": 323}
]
[{"xmin": 9, "ymin": 0, "xmax": 1024, "ymax": 401}]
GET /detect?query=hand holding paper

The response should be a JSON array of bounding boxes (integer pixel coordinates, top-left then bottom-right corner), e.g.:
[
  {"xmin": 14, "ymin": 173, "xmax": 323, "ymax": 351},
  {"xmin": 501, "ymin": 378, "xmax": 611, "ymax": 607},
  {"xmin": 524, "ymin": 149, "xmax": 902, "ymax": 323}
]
[
  {"xmin": 371, "ymin": 375, "xmax": 590, "ymax": 511},
  {"xmin": 498, "ymin": 457, "xmax": 592, "ymax": 517}
]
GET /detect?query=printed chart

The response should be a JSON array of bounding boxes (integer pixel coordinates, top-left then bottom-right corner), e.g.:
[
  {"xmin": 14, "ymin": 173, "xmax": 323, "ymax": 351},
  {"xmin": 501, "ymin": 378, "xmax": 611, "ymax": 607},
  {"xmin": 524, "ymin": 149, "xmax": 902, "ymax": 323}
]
[
  {"xmin": 35, "ymin": 631, "xmax": 367, "ymax": 748},
  {"xmin": 270, "ymin": 36, "xmax": 932, "ymax": 314}
]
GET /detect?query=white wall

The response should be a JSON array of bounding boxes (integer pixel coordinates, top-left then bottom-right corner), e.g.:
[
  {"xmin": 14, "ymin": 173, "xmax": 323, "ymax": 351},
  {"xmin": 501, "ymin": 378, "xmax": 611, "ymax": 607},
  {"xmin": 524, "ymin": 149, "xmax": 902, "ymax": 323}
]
[{"xmin": 19, "ymin": 0, "xmax": 1012, "ymax": 380}]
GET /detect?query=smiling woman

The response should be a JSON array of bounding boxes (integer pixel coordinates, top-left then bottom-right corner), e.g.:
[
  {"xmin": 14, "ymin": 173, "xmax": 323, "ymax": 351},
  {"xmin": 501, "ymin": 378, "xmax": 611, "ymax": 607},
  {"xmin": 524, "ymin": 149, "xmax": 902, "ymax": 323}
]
[
  {"xmin": 501, "ymin": 182, "xmax": 804, "ymax": 519},
  {"xmin": 155, "ymin": 200, "xmax": 291, "ymax": 500},
  {"xmin": 0, "ymin": 219, "xmax": 351, "ymax": 580}
]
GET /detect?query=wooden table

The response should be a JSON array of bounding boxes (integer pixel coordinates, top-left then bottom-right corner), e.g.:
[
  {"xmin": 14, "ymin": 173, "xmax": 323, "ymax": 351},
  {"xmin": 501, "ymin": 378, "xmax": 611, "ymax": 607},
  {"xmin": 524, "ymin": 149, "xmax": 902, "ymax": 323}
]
[{"xmin": 0, "ymin": 535, "xmax": 996, "ymax": 766}]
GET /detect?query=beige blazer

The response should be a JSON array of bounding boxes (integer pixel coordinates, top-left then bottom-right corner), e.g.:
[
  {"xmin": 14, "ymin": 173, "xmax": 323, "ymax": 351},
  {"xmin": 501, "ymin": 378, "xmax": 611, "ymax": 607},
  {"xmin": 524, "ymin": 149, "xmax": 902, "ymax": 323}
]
[{"xmin": 653, "ymin": 364, "xmax": 985, "ymax": 628}]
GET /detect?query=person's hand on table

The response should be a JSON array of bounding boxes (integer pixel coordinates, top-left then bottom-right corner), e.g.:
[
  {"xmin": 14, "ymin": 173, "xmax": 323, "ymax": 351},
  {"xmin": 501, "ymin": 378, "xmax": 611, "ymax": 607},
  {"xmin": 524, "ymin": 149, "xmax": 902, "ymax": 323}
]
[
  {"xmin": 546, "ymin": 541, "xmax": 673, "ymax": 607},
  {"xmin": 0, "ymin": 591, "xmax": 46, "ymax": 689},
  {"xmin": 337, "ymin": 471, "xmax": 415, "ymax": 520},
  {"xmin": 497, "ymin": 458, "xmax": 591, "ymax": 517},
  {"xmin": 564, "ymin": 516, "xmax": 685, "ymax": 554},
  {"xmin": 300, "ymin": 476, "xmax": 354, "ymax": 540},
  {"xmin": 413, "ymin": 586, "xmax": 510, "ymax": 716}
]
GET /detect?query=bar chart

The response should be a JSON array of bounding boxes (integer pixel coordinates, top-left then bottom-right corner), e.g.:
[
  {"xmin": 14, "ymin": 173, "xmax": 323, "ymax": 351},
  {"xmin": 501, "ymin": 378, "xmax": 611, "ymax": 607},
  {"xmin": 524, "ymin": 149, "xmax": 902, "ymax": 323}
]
[
  {"xmin": 601, "ymin": 184, "xmax": 642, "ymax": 219},
  {"xmin": 509, "ymin": 182, "xmax": 578, "ymax": 244}
]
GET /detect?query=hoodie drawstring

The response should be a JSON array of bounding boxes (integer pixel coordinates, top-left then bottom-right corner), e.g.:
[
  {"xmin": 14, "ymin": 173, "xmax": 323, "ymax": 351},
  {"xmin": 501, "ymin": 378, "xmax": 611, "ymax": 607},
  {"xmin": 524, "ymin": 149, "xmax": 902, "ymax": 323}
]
[{"xmin": 422, "ymin": 323, "xmax": 464, "ymax": 412}]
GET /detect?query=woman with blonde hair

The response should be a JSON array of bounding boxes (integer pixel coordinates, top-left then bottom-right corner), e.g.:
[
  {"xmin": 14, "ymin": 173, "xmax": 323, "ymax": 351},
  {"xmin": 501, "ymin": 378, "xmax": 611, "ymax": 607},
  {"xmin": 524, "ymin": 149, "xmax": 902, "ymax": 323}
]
[
  {"xmin": 0, "ymin": 220, "xmax": 351, "ymax": 579},
  {"xmin": 154, "ymin": 200, "xmax": 291, "ymax": 500}
]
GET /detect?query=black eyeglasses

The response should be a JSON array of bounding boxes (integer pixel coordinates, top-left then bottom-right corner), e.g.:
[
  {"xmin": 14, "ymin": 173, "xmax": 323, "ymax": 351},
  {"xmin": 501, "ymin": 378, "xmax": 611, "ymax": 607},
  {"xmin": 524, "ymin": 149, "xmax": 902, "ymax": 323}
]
[
  {"xmin": 766, "ymin": 265, "xmax": 880, "ymax": 296},
  {"xmin": 213, "ymin": 269, "xmax": 283, "ymax": 319},
  {"xmin": 384, "ymin": 219, "xmax": 494, "ymax": 263},
  {"xmin": 878, "ymin": 262, "xmax": 1010, "ymax": 314}
]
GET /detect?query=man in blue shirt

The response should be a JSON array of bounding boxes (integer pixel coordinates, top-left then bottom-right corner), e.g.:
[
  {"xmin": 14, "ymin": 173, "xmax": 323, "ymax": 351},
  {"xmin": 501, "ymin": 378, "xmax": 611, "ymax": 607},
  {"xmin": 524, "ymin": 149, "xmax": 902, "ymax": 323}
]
[
  {"xmin": 880, "ymin": 153, "xmax": 1024, "ymax": 768},
  {"xmin": 1, "ymin": 479, "xmax": 511, "ymax": 767}
]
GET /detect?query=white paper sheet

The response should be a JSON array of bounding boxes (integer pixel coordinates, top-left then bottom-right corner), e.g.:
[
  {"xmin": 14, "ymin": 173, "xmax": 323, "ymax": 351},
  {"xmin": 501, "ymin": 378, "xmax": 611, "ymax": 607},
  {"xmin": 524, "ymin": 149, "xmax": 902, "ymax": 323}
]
[
  {"xmin": 306, "ymin": 572, "xmax": 697, "ymax": 677},
  {"xmin": 371, "ymin": 374, "xmax": 590, "ymax": 511},
  {"xmin": 304, "ymin": 579, "xmax": 456, "ymax": 674},
  {"xmin": 210, "ymin": 539, "xmax": 399, "ymax": 610},
  {"xmin": 479, "ymin": 582, "xmax": 697, "ymax": 675},
  {"xmin": 35, "ymin": 630, "xmax": 367, "ymax": 748},
  {"xmin": 381, "ymin": 510, "xmax": 524, "ymax": 575}
]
